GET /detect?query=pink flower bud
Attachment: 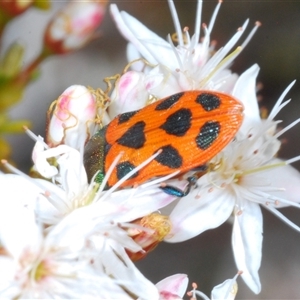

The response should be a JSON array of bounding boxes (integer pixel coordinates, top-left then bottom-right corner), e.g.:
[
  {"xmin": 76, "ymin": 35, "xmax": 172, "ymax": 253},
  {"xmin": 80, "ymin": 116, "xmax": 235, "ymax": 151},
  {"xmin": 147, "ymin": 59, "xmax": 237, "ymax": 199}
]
[
  {"xmin": 44, "ymin": 1, "xmax": 107, "ymax": 54},
  {"xmin": 156, "ymin": 274, "xmax": 188, "ymax": 300},
  {"xmin": 46, "ymin": 85, "xmax": 97, "ymax": 150},
  {"xmin": 0, "ymin": 0, "xmax": 33, "ymax": 17},
  {"xmin": 109, "ymin": 70, "xmax": 162, "ymax": 119}
]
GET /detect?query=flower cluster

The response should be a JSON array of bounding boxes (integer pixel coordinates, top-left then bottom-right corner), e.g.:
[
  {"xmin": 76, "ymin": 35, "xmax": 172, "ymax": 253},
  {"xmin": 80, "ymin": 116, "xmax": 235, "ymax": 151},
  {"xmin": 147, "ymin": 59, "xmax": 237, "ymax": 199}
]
[{"xmin": 1, "ymin": 0, "xmax": 300, "ymax": 298}]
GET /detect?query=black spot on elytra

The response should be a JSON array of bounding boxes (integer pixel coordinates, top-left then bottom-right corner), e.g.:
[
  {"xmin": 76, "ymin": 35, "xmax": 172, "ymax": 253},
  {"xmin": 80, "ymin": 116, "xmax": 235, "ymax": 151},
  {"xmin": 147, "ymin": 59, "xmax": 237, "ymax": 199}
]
[
  {"xmin": 196, "ymin": 121, "xmax": 220, "ymax": 150},
  {"xmin": 160, "ymin": 108, "xmax": 192, "ymax": 136},
  {"xmin": 155, "ymin": 92, "xmax": 184, "ymax": 110},
  {"xmin": 118, "ymin": 110, "xmax": 139, "ymax": 124},
  {"xmin": 116, "ymin": 161, "xmax": 138, "ymax": 180},
  {"xmin": 196, "ymin": 93, "xmax": 221, "ymax": 111},
  {"xmin": 116, "ymin": 121, "xmax": 146, "ymax": 149},
  {"xmin": 155, "ymin": 145, "xmax": 182, "ymax": 168}
]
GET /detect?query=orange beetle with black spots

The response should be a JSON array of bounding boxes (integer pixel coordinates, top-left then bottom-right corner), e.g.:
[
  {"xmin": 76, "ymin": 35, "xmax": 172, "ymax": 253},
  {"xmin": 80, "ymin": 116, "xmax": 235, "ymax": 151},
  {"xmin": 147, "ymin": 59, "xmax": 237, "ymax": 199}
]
[{"xmin": 84, "ymin": 90, "xmax": 243, "ymax": 195}]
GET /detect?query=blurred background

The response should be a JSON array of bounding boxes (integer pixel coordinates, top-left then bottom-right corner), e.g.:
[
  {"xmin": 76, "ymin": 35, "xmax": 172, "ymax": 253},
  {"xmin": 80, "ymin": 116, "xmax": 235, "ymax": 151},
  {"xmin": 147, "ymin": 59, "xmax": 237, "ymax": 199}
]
[{"xmin": 3, "ymin": 0, "xmax": 300, "ymax": 298}]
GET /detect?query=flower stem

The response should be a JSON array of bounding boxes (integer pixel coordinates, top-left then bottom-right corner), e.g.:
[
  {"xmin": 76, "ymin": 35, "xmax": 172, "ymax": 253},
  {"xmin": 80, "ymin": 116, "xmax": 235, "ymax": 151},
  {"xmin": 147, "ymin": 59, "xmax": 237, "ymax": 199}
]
[{"xmin": 14, "ymin": 46, "xmax": 53, "ymax": 86}]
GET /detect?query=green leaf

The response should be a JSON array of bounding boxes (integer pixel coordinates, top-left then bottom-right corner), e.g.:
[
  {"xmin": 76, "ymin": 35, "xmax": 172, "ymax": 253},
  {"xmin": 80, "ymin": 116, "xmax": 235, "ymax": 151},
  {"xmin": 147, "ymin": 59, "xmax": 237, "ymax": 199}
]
[
  {"xmin": 0, "ymin": 138, "xmax": 11, "ymax": 159},
  {"xmin": 0, "ymin": 82, "xmax": 24, "ymax": 110},
  {"xmin": 33, "ymin": 0, "xmax": 51, "ymax": 10},
  {"xmin": 0, "ymin": 43, "xmax": 24, "ymax": 78},
  {"xmin": 0, "ymin": 119, "xmax": 31, "ymax": 134}
]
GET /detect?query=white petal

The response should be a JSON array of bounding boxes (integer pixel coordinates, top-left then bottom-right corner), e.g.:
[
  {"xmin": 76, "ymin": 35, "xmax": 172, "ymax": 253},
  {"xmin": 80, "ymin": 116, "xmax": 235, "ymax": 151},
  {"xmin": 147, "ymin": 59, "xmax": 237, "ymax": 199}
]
[
  {"xmin": 0, "ymin": 174, "xmax": 59, "ymax": 226},
  {"xmin": 109, "ymin": 71, "xmax": 150, "ymax": 118},
  {"xmin": 149, "ymin": 66, "xmax": 182, "ymax": 98},
  {"xmin": 0, "ymin": 177, "xmax": 42, "ymax": 260},
  {"xmin": 101, "ymin": 240, "xmax": 160, "ymax": 299},
  {"xmin": 102, "ymin": 187, "xmax": 178, "ymax": 223},
  {"xmin": 33, "ymin": 179, "xmax": 67, "ymax": 223},
  {"xmin": 263, "ymin": 159, "xmax": 300, "ymax": 206},
  {"xmin": 156, "ymin": 274, "xmax": 188, "ymax": 298},
  {"xmin": 0, "ymin": 257, "xmax": 19, "ymax": 297},
  {"xmin": 45, "ymin": 205, "xmax": 97, "ymax": 251},
  {"xmin": 232, "ymin": 201, "xmax": 262, "ymax": 294},
  {"xmin": 126, "ymin": 43, "xmax": 144, "ymax": 71},
  {"xmin": 110, "ymin": 4, "xmax": 173, "ymax": 66},
  {"xmin": 167, "ymin": 186, "xmax": 235, "ymax": 242},
  {"xmin": 56, "ymin": 146, "xmax": 88, "ymax": 192},
  {"xmin": 232, "ymin": 64, "xmax": 261, "ymax": 136},
  {"xmin": 211, "ymin": 277, "xmax": 238, "ymax": 300}
]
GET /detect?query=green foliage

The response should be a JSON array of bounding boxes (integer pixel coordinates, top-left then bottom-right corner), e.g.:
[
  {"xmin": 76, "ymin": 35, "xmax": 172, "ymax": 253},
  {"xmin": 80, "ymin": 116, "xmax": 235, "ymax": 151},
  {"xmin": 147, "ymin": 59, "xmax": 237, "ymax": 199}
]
[
  {"xmin": 0, "ymin": 43, "xmax": 24, "ymax": 80},
  {"xmin": 33, "ymin": 0, "xmax": 51, "ymax": 10}
]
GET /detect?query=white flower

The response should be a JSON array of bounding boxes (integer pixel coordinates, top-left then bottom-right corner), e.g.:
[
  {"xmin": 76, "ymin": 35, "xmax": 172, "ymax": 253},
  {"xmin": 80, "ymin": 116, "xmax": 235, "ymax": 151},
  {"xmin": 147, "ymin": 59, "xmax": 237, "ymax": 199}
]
[
  {"xmin": 110, "ymin": 0, "xmax": 260, "ymax": 100},
  {"xmin": 0, "ymin": 184, "xmax": 130, "ymax": 299},
  {"xmin": 165, "ymin": 80, "xmax": 300, "ymax": 294},
  {"xmin": 0, "ymin": 173, "xmax": 161, "ymax": 299}
]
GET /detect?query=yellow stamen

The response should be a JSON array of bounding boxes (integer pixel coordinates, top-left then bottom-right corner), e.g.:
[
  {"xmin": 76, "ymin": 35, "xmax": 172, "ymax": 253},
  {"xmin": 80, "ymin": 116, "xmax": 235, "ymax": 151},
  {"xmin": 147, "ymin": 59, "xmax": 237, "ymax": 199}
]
[
  {"xmin": 240, "ymin": 161, "xmax": 286, "ymax": 177},
  {"xmin": 32, "ymin": 260, "xmax": 49, "ymax": 282},
  {"xmin": 140, "ymin": 213, "xmax": 171, "ymax": 241},
  {"xmin": 199, "ymin": 46, "xmax": 242, "ymax": 87},
  {"xmin": 123, "ymin": 58, "xmax": 157, "ymax": 73}
]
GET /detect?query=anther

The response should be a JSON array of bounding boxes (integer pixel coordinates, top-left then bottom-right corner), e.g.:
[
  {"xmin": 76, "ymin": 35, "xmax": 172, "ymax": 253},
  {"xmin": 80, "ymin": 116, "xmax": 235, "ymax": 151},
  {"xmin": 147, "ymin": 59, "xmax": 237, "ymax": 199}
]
[
  {"xmin": 210, "ymin": 40, "xmax": 217, "ymax": 47},
  {"xmin": 237, "ymin": 210, "xmax": 243, "ymax": 216},
  {"xmin": 44, "ymin": 191, "xmax": 51, "ymax": 197}
]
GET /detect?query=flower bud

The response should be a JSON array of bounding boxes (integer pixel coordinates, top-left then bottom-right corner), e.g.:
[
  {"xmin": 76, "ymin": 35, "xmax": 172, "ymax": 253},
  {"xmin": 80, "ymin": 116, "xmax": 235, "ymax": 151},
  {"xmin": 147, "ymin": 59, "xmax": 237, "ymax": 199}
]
[
  {"xmin": 109, "ymin": 70, "xmax": 163, "ymax": 119},
  {"xmin": 46, "ymin": 85, "xmax": 97, "ymax": 150},
  {"xmin": 1, "ymin": 43, "xmax": 24, "ymax": 79},
  {"xmin": 126, "ymin": 213, "xmax": 171, "ymax": 261},
  {"xmin": 0, "ymin": 0, "xmax": 33, "ymax": 17},
  {"xmin": 44, "ymin": 1, "xmax": 107, "ymax": 54}
]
